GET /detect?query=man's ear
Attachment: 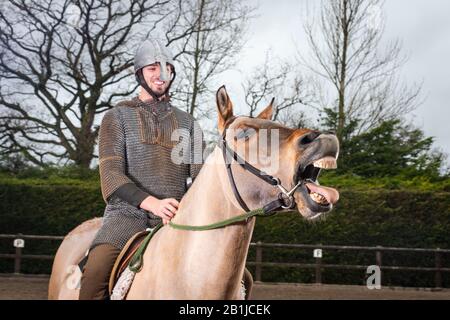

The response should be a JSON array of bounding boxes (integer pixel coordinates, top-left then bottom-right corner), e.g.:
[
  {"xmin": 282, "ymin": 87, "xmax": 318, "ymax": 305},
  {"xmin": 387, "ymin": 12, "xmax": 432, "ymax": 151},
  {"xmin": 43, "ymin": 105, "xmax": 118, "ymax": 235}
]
[
  {"xmin": 256, "ymin": 97, "xmax": 274, "ymax": 120},
  {"xmin": 216, "ymin": 85, "xmax": 234, "ymax": 134}
]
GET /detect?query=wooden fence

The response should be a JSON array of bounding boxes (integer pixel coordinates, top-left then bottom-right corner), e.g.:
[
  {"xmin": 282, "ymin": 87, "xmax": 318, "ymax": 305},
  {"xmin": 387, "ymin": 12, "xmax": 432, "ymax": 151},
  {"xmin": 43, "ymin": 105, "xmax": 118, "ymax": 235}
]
[
  {"xmin": 248, "ymin": 242, "xmax": 450, "ymax": 288},
  {"xmin": 1, "ymin": 234, "xmax": 449, "ymax": 288}
]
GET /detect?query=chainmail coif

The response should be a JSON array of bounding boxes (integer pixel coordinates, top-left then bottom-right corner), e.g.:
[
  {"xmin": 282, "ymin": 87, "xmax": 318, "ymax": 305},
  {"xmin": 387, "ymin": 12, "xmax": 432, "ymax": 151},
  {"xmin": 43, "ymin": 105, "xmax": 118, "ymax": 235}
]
[{"xmin": 92, "ymin": 97, "xmax": 204, "ymax": 250}]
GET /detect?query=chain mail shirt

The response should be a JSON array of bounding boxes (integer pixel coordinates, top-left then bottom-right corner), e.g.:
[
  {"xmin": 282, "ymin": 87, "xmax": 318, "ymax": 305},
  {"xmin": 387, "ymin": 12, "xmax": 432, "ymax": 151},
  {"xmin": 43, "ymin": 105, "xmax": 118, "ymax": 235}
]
[{"xmin": 91, "ymin": 97, "xmax": 204, "ymax": 250}]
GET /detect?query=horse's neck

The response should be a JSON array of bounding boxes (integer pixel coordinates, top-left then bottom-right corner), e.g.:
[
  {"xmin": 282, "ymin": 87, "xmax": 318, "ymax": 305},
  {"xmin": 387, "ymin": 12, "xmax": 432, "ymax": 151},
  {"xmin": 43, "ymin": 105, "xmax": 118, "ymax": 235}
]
[
  {"xmin": 175, "ymin": 148, "xmax": 243, "ymax": 225},
  {"xmin": 170, "ymin": 148, "xmax": 255, "ymax": 286}
]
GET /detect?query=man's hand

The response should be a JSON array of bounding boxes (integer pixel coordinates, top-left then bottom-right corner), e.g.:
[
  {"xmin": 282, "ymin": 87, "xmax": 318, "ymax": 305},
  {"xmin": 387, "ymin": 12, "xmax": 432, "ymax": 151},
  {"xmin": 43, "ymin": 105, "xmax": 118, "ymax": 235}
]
[{"xmin": 139, "ymin": 196, "xmax": 179, "ymax": 225}]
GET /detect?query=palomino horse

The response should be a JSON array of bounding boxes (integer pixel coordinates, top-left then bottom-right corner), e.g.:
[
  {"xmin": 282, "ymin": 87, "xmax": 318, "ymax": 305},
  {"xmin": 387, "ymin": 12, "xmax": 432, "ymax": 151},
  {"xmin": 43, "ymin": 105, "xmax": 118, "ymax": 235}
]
[{"xmin": 48, "ymin": 86, "xmax": 339, "ymax": 299}]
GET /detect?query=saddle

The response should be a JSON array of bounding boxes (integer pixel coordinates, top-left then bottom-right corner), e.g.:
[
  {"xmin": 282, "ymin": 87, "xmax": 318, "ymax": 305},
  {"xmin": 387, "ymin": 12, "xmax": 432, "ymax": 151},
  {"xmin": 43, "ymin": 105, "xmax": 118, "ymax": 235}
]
[{"xmin": 108, "ymin": 230, "xmax": 150, "ymax": 295}]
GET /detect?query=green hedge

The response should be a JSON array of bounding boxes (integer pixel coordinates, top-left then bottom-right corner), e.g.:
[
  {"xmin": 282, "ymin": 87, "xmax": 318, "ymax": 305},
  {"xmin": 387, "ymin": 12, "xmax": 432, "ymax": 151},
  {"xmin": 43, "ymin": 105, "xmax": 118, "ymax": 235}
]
[
  {"xmin": 248, "ymin": 189, "xmax": 450, "ymax": 287},
  {"xmin": 0, "ymin": 183, "xmax": 104, "ymax": 275},
  {"xmin": 1, "ymin": 179, "xmax": 449, "ymax": 288}
]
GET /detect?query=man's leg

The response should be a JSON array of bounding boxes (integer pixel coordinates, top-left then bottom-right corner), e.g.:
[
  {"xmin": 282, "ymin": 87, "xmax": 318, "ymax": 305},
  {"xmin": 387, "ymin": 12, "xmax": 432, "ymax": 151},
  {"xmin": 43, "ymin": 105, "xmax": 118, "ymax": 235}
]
[{"xmin": 79, "ymin": 243, "xmax": 121, "ymax": 300}]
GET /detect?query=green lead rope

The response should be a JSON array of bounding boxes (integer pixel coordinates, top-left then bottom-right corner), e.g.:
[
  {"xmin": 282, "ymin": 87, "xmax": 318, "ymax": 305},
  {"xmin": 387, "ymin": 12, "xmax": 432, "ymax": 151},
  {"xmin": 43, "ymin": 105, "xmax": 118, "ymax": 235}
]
[
  {"xmin": 168, "ymin": 207, "xmax": 266, "ymax": 231},
  {"xmin": 128, "ymin": 222, "xmax": 164, "ymax": 273},
  {"xmin": 128, "ymin": 208, "xmax": 267, "ymax": 272}
]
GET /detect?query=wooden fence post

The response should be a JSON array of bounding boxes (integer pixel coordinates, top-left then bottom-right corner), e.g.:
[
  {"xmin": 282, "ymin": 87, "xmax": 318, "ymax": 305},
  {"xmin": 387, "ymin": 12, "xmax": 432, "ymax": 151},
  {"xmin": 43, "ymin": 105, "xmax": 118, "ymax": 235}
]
[
  {"xmin": 255, "ymin": 241, "xmax": 262, "ymax": 282},
  {"xmin": 315, "ymin": 257, "xmax": 322, "ymax": 284},
  {"xmin": 435, "ymin": 249, "xmax": 442, "ymax": 289},
  {"xmin": 14, "ymin": 233, "xmax": 23, "ymax": 274},
  {"xmin": 376, "ymin": 246, "xmax": 383, "ymax": 287},
  {"xmin": 315, "ymin": 247, "xmax": 322, "ymax": 285}
]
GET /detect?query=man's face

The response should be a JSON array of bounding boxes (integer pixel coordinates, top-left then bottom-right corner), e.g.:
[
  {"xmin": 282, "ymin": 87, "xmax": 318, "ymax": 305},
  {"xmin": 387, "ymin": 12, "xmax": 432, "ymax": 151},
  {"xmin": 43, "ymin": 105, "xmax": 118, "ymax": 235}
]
[{"xmin": 142, "ymin": 63, "xmax": 172, "ymax": 96}]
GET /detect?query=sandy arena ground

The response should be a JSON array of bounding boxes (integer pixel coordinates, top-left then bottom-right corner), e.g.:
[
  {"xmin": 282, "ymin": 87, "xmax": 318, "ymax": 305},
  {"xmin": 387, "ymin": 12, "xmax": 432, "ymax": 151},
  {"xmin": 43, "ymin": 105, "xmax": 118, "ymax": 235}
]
[{"xmin": 1, "ymin": 275, "xmax": 449, "ymax": 300}]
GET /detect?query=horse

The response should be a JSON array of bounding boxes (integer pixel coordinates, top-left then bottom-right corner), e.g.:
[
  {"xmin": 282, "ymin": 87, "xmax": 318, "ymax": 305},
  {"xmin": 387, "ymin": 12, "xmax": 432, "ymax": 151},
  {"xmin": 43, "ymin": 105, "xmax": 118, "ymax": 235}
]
[{"xmin": 48, "ymin": 85, "xmax": 339, "ymax": 299}]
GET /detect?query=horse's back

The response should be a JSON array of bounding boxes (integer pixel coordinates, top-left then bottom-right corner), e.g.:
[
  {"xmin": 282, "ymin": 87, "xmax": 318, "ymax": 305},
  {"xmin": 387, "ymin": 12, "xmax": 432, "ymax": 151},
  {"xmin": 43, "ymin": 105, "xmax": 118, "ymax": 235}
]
[{"xmin": 48, "ymin": 218, "xmax": 102, "ymax": 300}]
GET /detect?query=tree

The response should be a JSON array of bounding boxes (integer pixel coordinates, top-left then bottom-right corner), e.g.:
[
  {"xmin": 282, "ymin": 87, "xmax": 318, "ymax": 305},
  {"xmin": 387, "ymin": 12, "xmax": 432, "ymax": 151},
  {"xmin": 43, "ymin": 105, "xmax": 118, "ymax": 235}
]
[
  {"xmin": 0, "ymin": 153, "xmax": 29, "ymax": 174},
  {"xmin": 0, "ymin": 0, "xmax": 254, "ymax": 168},
  {"xmin": 165, "ymin": 0, "xmax": 254, "ymax": 119},
  {"xmin": 241, "ymin": 54, "xmax": 312, "ymax": 129},
  {"xmin": 0, "ymin": 0, "xmax": 170, "ymax": 168},
  {"xmin": 300, "ymin": 0, "xmax": 422, "ymax": 142},
  {"xmin": 328, "ymin": 118, "xmax": 446, "ymax": 178}
]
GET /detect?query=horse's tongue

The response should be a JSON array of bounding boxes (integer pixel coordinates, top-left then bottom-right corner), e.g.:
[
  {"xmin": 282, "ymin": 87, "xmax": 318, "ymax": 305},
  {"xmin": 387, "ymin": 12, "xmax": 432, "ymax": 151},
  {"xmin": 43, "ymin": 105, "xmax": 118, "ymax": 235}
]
[{"xmin": 306, "ymin": 182, "xmax": 339, "ymax": 204}]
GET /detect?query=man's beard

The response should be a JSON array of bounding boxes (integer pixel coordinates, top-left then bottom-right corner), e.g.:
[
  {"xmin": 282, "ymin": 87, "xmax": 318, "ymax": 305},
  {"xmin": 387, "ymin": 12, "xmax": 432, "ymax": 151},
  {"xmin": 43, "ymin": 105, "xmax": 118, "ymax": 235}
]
[
  {"xmin": 148, "ymin": 82, "xmax": 168, "ymax": 96},
  {"xmin": 151, "ymin": 87, "xmax": 166, "ymax": 95}
]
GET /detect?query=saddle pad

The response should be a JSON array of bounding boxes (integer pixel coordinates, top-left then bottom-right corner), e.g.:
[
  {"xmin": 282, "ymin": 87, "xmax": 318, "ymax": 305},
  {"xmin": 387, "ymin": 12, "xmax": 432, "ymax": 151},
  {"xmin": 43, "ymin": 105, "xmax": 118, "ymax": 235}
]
[{"xmin": 108, "ymin": 230, "xmax": 150, "ymax": 295}]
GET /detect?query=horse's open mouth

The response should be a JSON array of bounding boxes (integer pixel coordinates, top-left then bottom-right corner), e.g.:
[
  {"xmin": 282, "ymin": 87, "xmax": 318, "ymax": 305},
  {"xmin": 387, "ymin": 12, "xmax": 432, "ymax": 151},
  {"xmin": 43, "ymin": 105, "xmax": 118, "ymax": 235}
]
[{"xmin": 293, "ymin": 156, "xmax": 339, "ymax": 219}]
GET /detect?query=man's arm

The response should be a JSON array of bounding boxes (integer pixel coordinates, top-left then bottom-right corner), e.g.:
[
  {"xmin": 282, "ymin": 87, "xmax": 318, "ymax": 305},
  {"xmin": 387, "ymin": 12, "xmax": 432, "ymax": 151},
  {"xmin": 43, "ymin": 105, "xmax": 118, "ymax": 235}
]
[
  {"xmin": 98, "ymin": 109, "xmax": 137, "ymax": 202},
  {"xmin": 111, "ymin": 183, "xmax": 149, "ymax": 208}
]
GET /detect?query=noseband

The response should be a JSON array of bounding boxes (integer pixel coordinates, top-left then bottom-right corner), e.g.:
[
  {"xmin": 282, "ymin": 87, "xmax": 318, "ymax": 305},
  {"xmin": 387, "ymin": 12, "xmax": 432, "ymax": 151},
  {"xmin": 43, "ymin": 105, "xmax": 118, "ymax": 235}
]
[{"xmin": 219, "ymin": 127, "xmax": 302, "ymax": 214}]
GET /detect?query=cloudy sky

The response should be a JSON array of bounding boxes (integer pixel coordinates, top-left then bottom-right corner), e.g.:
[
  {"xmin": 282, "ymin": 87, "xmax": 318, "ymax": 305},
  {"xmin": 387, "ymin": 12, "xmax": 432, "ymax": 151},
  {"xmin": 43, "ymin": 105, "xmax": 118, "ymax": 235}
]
[{"xmin": 220, "ymin": 0, "xmax": 450, "ymax": 163}]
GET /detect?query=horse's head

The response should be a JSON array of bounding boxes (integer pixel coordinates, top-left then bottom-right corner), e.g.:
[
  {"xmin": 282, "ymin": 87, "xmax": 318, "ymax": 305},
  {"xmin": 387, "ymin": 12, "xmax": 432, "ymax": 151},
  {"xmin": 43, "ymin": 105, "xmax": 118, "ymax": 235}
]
[{"xmin": 215, "ymin": 86, "xmax": 339, "ymax": 220}]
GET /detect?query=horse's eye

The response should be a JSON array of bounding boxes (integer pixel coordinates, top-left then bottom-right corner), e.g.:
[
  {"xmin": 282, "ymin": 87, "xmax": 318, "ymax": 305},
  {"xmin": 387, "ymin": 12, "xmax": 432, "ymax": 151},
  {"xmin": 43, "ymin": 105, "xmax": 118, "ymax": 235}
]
[{"xmin": 235, "ymin": 128, "xmax": 255, "ymax": 141}]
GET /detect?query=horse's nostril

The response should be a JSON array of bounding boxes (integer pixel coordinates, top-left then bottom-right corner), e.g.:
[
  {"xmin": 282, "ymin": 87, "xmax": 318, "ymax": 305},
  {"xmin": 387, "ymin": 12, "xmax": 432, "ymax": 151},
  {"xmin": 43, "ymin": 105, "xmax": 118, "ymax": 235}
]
[{"xmin": 300, "ymin": 131, "xmax": 321, "ymax": 145}]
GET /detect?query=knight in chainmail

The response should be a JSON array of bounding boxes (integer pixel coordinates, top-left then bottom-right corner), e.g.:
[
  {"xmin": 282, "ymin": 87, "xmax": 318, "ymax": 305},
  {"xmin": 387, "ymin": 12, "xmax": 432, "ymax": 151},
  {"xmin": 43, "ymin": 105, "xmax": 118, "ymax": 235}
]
[{"xmin": 79, "ymin": 38, "xmax": 204, "ymax": 300}]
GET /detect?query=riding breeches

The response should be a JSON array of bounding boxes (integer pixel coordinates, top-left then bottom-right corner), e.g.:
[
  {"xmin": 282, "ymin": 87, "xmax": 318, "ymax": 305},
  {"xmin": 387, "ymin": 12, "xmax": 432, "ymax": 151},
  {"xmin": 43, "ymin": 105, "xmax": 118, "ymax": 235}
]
[{"xmin": 79, "ymin": 244, "xmax": 121, "ymax": 300}]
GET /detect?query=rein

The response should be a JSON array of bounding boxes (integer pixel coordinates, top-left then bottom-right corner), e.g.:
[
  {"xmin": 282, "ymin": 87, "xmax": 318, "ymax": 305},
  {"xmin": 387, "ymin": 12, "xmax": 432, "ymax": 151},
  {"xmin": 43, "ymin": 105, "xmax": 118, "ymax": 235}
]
[{"xmin": 169, "ymin": 207, "xmax": 266, "ymax": 231}]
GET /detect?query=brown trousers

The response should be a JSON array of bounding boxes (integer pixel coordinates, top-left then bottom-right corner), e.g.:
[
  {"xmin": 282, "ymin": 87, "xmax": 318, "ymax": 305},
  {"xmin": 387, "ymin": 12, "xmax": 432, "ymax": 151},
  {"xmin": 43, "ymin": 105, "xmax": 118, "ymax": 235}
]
[
  {"xmin": 79, "ymin": 244, "xmax": 121, "ymax": 300},
  {"xmin": 79, "ymin": 243, "xmax": 254, "ymax": 300}
]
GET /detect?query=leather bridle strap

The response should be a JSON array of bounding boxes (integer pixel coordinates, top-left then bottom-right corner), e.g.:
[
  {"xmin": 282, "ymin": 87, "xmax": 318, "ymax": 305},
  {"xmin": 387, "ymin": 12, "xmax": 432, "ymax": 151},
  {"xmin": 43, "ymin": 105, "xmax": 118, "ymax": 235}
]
[
  {"xmin": 220, "ymin": 137, "xmax": 279, "ymax": 186},
  {"xmin": 163, "ymin": 127, "xmax": 295, "ymax": 235},
  {"xmin": 221, "ymin": 141, "xmax": 250, "ymax": 212},
  {"xmin": 219, "ymin": 133, "xmax": 294, "ymax": 214}
]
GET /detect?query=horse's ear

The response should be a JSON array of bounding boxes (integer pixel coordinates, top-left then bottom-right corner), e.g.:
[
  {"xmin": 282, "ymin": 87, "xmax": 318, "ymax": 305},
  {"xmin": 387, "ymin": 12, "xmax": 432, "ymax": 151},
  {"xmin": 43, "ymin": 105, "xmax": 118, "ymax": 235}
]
[
  {"xmin": 216, "ymin": 85, "xmax": 234, "ymax": 134},
  {"xmin": 256, "ymin": 97, "xmax": 274, "ymax": 120}
]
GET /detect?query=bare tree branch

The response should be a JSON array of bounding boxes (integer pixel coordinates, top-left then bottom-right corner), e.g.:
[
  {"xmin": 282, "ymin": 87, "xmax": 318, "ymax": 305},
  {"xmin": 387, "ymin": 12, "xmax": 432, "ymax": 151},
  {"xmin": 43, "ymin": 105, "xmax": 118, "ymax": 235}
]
[
  {"xmin": 0, "ymin": 0, "xmax": 169, "ymax": 167},
  {"xmin": 241, "ymin": 53, "xmax": 312, "ymax": 128},
  {"xmin": 299, "ymin": 0, "xmax": 422, "ymax": 141},
  {"xmin": 165, "ymin": 0, "xmax": 255, "ymax": 119}
]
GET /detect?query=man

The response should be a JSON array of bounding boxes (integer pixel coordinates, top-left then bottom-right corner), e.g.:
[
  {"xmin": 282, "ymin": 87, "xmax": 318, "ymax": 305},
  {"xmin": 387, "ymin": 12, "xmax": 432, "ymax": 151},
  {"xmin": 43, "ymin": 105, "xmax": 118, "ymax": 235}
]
[{"xmin": 79, "ymin": 38, "xmax": 204, "ymax": 300}]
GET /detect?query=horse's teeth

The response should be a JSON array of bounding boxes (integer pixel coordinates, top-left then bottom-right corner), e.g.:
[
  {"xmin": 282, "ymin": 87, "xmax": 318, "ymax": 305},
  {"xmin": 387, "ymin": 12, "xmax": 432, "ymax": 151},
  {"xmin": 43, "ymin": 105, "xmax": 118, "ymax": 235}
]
[
  {"xmin": 313, "ymin": 157, "xmax": 337, "ymax": 169},
  {"xmin": 310, "ymin": 192, "xmax": 327, "ymax": 204}
]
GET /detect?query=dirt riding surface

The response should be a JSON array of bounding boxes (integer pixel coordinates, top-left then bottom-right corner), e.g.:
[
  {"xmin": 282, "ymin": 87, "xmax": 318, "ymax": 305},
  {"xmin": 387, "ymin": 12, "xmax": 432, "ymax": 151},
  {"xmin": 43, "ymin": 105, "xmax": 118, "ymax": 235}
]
[{"xmin": 1, "ymin": 275, "xmax": 449, "ymax": 300}]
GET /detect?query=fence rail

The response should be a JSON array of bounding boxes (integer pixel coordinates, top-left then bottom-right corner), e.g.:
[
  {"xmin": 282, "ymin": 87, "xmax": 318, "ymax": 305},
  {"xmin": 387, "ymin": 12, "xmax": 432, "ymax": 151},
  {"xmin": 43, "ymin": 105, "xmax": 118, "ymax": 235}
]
[
  {"xmin": 248, "ymin": 241, "xmax": 450, "ymax": 288},
  {"xmin": 1, "ymin": 234, "xmax": 449, "ymax": 288}
]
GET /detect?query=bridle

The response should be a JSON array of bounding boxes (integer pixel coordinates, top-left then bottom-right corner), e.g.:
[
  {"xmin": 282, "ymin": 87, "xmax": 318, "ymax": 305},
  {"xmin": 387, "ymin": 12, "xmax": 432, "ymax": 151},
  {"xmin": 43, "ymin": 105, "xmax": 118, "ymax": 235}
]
[
  {"xmin": 167, "ymin": 117, "xmax": 304, "ymax": 233},
  {"xmin": 219, "ymin": 120, "xmax": 303, "ymax": 215},
  {"xmin": 131, "ymin": 119, "xmax": 312, "ymax": 267}
]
